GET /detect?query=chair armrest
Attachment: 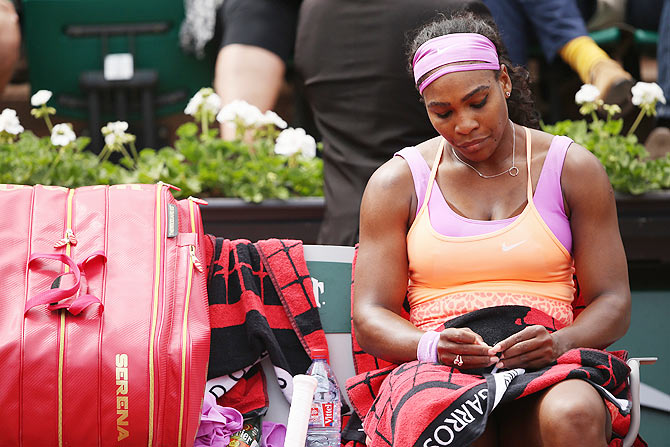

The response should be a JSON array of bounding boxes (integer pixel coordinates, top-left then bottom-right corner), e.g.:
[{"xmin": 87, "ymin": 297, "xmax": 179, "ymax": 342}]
[{"xmin": 622, "ymin": 357, "xmax": 658, "ymax": 447}]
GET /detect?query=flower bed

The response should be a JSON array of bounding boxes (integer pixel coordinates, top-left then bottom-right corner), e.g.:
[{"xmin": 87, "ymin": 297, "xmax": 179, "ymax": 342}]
[
  {"xmin": 0, "ymin": 88, "xmax": 323, "ymax": 202},
  {"xmin": 542, "ymin": 82, "xmax": 669, "ymax": 194}
]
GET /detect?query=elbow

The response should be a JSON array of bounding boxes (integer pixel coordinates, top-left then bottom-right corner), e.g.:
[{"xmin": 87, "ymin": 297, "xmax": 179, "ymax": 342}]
[
  {"xmin": 613, "ymin": 290, "xmax": 632, "ymax": 341},
  {"xmin": 352, "ymin": 302, "xmax": 385, "ymax": 355},
  {"xmin": 352, "ymin": 308, "xmax": 374, "ymax": 353}
]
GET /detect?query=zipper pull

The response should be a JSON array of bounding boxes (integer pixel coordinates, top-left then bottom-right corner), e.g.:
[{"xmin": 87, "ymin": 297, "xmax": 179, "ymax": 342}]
[
  {"xmin": 157, "ymin": 181, "xmax": 181, "ymax": 192},
  {"xmin": 190, "ymin": 245, "xmax": 204, "ymax": 273},
  {"xmin": 188, "ymin": 196, "xmax": 208, "ymax": 206},
  {"xmin": 54, "ymin": 229, "xmax": 78, "ymax": 248}
]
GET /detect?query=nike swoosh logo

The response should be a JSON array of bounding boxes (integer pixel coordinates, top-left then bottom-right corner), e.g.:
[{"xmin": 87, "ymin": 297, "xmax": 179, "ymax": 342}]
[{"xmin": 502, "ymin": 240, "xmax": 526, "ymax": 252}]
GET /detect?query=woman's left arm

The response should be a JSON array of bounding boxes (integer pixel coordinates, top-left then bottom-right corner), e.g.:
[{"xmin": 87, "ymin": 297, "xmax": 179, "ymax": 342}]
[
  {"xmin": 493, "ymin": 143, "xmax": 631, "ymax": 369},
  {"xmin": 553, "ymin": 142, "xmax": 631, "ymax": 351}
]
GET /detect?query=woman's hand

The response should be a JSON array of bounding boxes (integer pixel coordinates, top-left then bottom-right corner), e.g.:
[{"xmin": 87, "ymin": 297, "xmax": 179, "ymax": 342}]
[
  {"xmin": 490, "ymin": 325, "xmax": 564, "ymax": 370},
  {"xmin": 437, "ymin": 328, "xmax": 498, "ymax": 369}
]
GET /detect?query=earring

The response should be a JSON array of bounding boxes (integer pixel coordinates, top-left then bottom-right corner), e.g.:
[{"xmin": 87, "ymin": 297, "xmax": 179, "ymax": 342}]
[{"xmin": 505, "ymin": 91, "xmax": 511, "ymax": 98}]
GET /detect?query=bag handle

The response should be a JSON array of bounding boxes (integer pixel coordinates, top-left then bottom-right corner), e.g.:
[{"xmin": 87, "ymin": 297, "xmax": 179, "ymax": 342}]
[{"xmin": 25, "ymin": 251, "xmax": 106, "ymax": 315}]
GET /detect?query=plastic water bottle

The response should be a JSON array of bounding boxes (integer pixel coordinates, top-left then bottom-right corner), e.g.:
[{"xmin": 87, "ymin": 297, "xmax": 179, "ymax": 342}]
[{"xmin": 305, "ymin": 348, "xmax": 341, "ymax": 447}]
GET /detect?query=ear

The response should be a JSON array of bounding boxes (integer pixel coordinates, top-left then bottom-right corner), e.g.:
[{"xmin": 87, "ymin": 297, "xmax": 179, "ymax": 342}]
[{"xmin": 498, "ymin": 65, "xmax": 512, "ymax": 97}]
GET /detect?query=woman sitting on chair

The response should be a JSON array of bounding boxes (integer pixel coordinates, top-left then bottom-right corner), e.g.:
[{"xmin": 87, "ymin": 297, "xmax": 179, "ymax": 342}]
[{"xmin": 352, "ymin": 11, "xmax": 631, "ymax": 447}]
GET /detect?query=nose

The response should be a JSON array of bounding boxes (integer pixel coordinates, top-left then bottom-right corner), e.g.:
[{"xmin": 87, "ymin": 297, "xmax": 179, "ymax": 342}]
[{"xmin": 454, "ymin": 116, "xmax": 479, "ymax": 135}]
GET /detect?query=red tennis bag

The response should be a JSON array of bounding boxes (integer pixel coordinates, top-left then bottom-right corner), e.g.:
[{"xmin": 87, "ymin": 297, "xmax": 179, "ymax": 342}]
[{"xmin": 0, "ymin": 183, "xmax": 210, "ymax": 446}]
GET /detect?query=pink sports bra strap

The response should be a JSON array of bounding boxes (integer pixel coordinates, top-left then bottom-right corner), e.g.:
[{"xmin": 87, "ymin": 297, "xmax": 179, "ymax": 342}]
[
  {"xmin": 423, "ymin": 139, "xmax": 445, "ymax": 211},
  {"xmin": 395, "ymin": 146, "xmax": 430, "ymax": 213},
  {"xmin": 524, "ymin": 127, "xmax": 533, "ymax": 200}
]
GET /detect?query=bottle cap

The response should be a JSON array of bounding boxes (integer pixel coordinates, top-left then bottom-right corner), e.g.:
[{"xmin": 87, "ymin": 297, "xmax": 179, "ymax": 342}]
[{"xmin": 311, "ymin": 347, "xmax": 329, "ymax": 359}]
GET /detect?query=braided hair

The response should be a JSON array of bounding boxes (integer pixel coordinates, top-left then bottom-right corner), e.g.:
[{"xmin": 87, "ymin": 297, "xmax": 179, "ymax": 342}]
[{"xmin": 407, "ymin": 11, "xmax": 540, "ymax": 129}]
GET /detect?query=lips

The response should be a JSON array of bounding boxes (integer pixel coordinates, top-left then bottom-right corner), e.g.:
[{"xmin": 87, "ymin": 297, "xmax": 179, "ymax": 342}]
[{"xmin": 456, "ymin": 137, "xmax": 487, "ymax": 149}]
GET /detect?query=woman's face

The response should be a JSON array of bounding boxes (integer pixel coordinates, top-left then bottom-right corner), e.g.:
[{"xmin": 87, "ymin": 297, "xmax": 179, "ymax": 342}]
[{"xmin": 422, "ymin": 66, "xmax": 512, "ymax": 163}]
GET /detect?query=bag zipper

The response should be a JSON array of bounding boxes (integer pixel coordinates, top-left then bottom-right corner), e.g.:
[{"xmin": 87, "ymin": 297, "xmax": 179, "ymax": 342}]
[
  {"xmin": 58, "ymin": 188, "xmax": 75, "ymax": 447},
  {"xmin": 177, "ymin": 198, "xmax": 202, "ymax": 445}
]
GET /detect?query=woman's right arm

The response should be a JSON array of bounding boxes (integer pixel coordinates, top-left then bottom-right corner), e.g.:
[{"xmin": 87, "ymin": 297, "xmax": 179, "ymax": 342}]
[{"xmin": 352, "ymin": 157, "xmax": 425, "ymax": 363}]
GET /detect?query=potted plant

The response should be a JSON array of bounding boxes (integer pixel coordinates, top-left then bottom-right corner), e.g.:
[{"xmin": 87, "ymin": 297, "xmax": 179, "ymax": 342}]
[
  {"xmin": 0, "ymin": 88, "xmax": 325, "ymax": 242},
  {"xmin": 542, "ymin": 82, "xmax": 670, "ymax": 267}
]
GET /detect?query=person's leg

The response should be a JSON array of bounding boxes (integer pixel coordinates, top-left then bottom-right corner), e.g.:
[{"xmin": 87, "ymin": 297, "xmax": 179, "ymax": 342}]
[
  {"xmin": 215, "ymin": 0, "xmax": 299, "ymax": 139},
  {"xmin": 471, "ymin": 420, "xmax": 498, "ymax": 447},
  {"xmin": 643, "ymin": 0, "xmax": 670, "ymax": 157},
  {"xmin": 0, "ymin": 0, "xmax": 20, "ymax": 95},
  {"xmin": 655, "ymin": 0, "xmax": 670, "ymax": 126},
  {"xmin": 215, "ymin": 44, "xmax": 285, "ymax": 112},
  {"xmin": 516, "ymin": 0, "xmax": 632, "ymax": 105},
  {"xmin": 498, "ymin": 379, "xmax": 611, "ymax": 446}
]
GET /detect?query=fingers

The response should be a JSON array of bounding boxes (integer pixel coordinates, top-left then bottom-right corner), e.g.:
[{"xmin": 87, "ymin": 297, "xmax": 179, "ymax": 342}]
[
  {"xmin": 443, "ymin": 327, "xmax": 489, "ymax": 347},
  {"xmin": 490, "ymin": 326, "xmax": 544, "ymax": 354},
  {"xmin": 442, "ymin": 352, "xmax": 499, "ymax": 369},
  {"xmin": 491, "ymin": 326, "xmax": 556, "ymax": 369},
  {"xmin": 497, "ymin": 348, "xmax": 552, "ymax": 370},
  {"xmin": 438, "ymin": 328, "xmax": 497, "ymax": 369}
]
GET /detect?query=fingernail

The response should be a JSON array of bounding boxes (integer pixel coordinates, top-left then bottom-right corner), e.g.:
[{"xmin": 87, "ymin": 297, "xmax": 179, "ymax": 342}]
[
  {"xmin": 496, "ymin": 361, "xmax": 504, "ymax": 369},
  {"xmin": 489, "ymin": 357, "xmax": 498, "ymax": 365}
]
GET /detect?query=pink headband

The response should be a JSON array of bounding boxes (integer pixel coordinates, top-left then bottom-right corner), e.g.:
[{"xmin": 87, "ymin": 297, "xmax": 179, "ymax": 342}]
[{"xmin": 412, "ymin": 33, "xmax": 500, "ymax": 94}]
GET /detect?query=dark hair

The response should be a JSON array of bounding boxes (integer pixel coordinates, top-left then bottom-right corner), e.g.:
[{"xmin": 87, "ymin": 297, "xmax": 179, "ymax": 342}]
[{"xmin": 407, "ymin": 11, "xmax": 540, "ymax": 129}]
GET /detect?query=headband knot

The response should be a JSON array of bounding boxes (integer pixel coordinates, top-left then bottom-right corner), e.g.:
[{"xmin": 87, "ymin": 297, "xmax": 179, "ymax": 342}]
[{"xmin": 412, "ymin": 33, "xmax": 500, "ymax": 94}]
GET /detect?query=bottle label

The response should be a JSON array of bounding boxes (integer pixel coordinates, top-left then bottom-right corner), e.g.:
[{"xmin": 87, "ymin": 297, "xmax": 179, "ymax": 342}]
[{"xmin": 310, "ymin": 402, "xmax": 335, "ymax": 427}]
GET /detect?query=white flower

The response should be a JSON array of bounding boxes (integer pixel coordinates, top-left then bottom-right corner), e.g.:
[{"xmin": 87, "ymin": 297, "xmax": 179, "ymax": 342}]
[
  {"xmin": 575, "ymin": 84, "xmax": 600, "ymax": 104},
  {"xmin": 30, "ymin": 90, "xmax": 53, "ymax": 107},
  {"xmin": 184, "ymin": 88, "xmax": 222, "ymax": 116},
  {"xmin": 102, "ymin": 120, "xmax": 128, "ymax": 136},
  {"xmin": 50, "ymin": 123, "xmax": 76, "ymax": 146},
  {"xmin": 260, "ymin": 110, "xmax": 287, "ymax": 129},
  {"xmin": 631, "ymin": 82, "xmax": 666, "ymax": 107},
  {"xmin": 104, "ymin": 133, "xmax": 122, "ymax": 147},
  {"xmin": 101, "ymin": 121, "xmax": 134, "ymax": 146},
  {"xmin": 0, "ymin": 108, "xmax": 24, "ymax": 135},
  {"xmin": 216, "ymin": 100, "xmax": 265, "ymax": 127},
  {"xmin": 274, "ymin": 127, "xmax": 317, "ymax": 158}
]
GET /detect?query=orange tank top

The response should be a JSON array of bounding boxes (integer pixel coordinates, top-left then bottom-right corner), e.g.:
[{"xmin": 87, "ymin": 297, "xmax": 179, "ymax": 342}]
[{"xmin": 406, "ymin": 127, "xmax": 575, "ymax": 331}]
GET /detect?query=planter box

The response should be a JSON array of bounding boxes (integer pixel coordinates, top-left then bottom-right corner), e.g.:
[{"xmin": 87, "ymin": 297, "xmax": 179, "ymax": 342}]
[
  {"xmin": 200, "ymin": 192, "xmax": 670, "ymax": 269},
  {"xmin": 201, "ymin": 197, "xmax": 324, "ymax": 244},
  {"xmin": 616, "ymin": 191, "xmax": 670, "ymax": 265}
]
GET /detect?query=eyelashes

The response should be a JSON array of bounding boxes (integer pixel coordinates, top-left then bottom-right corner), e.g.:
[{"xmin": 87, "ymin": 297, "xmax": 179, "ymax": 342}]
[
  {"xmin": 471, "ymin": 95, "xmax": 488, "ymax": 108},
  {"xmin": 435, "ymin": 95, "xmax": 488, "ymax": 118}
]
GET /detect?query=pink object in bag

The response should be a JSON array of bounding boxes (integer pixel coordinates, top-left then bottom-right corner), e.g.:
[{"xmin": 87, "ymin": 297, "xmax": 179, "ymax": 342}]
[{"xmin": 0, "ymin": 183, "xmax": 210, "ymax": 446}]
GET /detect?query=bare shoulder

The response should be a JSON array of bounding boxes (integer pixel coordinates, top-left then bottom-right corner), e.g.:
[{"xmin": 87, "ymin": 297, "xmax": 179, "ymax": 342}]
[
  {"xmin": 563, "ymin": 141, "xmax": 610, "ymax": 184},
  {"xmin": 561, "ymin": 141, "xmax": 614, "ymax": 209},
  {"xmin": 526, "ymin": 127, "xmax": 555, "ymax": 156},
  {"xmin": 361, "ymin": 153, "xmax": 414, "ymax": 221},
  {"xmin": 414, "ymin": 136, "xmax": 443, "ymax": 168},
  {"xmin": 366, "ymin": 154, "xmax": 414, "ymax": 196}
]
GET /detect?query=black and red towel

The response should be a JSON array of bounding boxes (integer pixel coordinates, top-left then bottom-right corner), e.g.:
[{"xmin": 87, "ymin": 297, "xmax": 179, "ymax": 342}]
[
  {"xmin": 344, "ymin": 305, "xmax": 646, "ymax": 447},
  {"xmin": 203, "ymin": 236, "xmax": 329, "ymax": 415}
]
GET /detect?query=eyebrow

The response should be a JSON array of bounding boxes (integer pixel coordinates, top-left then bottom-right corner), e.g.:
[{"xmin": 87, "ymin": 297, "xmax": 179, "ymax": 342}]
[{"xmin": 426, "ymin": 84, "xmax": 490, "ymax": 108}]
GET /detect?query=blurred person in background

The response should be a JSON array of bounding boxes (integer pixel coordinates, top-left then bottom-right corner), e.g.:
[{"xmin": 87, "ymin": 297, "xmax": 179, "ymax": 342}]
[
  {"xmin": 295, "ymin": 0, "xmax": 492, "ymax": 245},
  {"xmin": 180, "ymin": 0, "xmax": 301, "ymax": 139},
  {"xmin": 576, "ymin": 0, "xmax": 668, "ymax": 156},
  {"xmin": 0, "ymin": 0, "xmax": 20, "ymax": 95},
  {"xmin": 483, "ymin": 0, "xmax": 634, "ymax": 108}
]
